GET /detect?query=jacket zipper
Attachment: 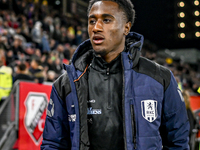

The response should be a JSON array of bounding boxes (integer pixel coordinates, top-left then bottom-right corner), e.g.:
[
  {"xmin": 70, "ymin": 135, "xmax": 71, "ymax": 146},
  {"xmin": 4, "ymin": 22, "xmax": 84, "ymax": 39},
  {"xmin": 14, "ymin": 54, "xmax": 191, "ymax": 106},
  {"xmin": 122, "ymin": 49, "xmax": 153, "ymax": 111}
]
[
  {"xmin": 121, "ymin": 55, "xmax": 127, "ymax": 150},
  {"xmin": 106, "ymin": 67, "xmax": 112, "ymax": 109},
  {"xmin": 130, "ymin": 104, "xmax": 137, "ymax": 149}
]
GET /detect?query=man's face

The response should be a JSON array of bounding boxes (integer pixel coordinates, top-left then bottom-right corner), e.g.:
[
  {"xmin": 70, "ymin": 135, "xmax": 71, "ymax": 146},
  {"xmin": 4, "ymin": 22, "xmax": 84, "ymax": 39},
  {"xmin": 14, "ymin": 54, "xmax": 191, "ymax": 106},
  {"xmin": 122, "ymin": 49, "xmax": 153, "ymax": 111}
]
[{"xmin": 88, "ymin": 1, "xmax": 131, "ymax": 62}]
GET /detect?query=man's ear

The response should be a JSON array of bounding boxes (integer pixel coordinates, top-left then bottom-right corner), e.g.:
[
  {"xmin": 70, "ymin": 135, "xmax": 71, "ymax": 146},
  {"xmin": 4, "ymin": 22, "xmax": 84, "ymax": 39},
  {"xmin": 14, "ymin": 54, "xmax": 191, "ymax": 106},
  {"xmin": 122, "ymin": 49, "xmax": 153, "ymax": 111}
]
[{"xmin": 124, "ymin": 22, "xmax": 131, "ymax": 36}]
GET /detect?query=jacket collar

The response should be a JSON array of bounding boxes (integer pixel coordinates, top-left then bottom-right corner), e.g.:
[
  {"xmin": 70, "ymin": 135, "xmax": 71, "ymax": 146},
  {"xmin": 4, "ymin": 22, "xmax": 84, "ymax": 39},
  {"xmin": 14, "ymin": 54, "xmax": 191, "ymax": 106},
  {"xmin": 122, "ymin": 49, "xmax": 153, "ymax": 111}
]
[{"xmin": 65, "ymin": 32, "xmax": 144, "ymax": 72}]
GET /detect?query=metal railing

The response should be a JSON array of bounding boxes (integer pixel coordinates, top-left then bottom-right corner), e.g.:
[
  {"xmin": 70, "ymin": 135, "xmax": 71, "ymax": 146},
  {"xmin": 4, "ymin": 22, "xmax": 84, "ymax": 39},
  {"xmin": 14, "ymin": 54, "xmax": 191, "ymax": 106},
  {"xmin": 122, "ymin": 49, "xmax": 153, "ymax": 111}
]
[{"xmin": 0, "ymin": 81, "xmax": 20, "ymax": 150}]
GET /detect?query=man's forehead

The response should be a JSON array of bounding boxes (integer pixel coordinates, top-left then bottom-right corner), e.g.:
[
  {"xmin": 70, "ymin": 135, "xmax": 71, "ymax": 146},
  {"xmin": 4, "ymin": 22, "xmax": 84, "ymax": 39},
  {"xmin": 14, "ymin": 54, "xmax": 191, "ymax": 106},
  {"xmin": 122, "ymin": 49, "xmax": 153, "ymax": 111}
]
[{"xmin": 89, "ymin": 1, "xmax": 120, "ymax": 15}]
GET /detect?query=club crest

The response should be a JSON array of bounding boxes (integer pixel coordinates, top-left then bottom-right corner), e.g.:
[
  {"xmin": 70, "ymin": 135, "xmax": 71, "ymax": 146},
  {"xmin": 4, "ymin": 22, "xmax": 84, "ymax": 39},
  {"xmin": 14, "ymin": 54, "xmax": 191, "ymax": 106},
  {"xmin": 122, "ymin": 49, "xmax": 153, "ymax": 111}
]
[
  {"xmin": 141, "ymin": 100, "xmax": 158, "ymax": 122},
  {"xmin": 24, "ymin": 92, "xmax": 48, "ymax": 145}
]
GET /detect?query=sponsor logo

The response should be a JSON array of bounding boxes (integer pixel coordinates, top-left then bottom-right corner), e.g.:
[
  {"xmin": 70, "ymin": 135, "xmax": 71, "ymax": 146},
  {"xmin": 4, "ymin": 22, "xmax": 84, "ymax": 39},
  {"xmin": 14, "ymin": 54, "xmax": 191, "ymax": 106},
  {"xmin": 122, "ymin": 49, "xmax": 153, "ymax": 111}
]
[
  {"xmin": 87, "ymin": 99, "xmax": 96, "ymax": 103},
  {"xmin": 141, "ymin": 100, "xmax": 158, "ymax": 123},
  {"xmin": 87, "ymin": 107, "xmax": 102, "ymax": 115},
  {"xmin": 24, "ymin": 92, "xmax": 48, "ymax": 145}
]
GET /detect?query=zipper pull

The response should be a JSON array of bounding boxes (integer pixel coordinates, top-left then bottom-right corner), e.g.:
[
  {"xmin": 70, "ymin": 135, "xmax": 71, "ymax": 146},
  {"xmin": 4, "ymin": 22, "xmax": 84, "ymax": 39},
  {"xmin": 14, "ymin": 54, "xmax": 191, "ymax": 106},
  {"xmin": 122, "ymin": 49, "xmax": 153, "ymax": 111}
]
[{"xmin": 106, "ymin": 67, "xmax": 110, "ymax": 75}]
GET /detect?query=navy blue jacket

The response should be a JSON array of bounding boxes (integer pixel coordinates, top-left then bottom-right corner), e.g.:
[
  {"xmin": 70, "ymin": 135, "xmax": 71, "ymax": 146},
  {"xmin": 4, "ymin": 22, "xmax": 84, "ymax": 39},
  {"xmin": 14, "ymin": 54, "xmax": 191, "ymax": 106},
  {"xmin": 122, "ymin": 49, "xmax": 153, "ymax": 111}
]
[{"xmin": 41, "ymin": 32, "xmax": 189, "ymax": 150}]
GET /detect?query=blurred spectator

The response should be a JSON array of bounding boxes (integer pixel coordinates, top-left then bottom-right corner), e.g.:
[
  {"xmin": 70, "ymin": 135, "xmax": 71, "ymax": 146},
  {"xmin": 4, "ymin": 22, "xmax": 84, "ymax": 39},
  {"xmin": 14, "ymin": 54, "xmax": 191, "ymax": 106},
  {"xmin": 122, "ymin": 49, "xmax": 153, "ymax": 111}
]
[
  {"xmin": 41, "ymin": 31, "xmax": 50, "ymax": 53},
  {"xmin": 13, "ymin": 62, "xmax": 33, "ymax": 83},
  {"xmin": 46, "ymin": 54, "xmax": 55, "ymax": 71},
  {"xmin": 0, "ymin": 49, "xmax": 12, "ymax": 105},
  {"xmin": 46, "ymin": 70, "xmax": 56, "ymax": 82},
  {"xmin": 28, "ymin": 56, "xmax": 44, "ymax": 84},
  {"xmin": 52, "ymin": 57, "xmax": 63, "ymax": 77},
  {"xmin": 182, "ymin": 90, "xmax": 198, "ymax": 149},
  {"xmin": 0, "ymin": 35, "xmax": 10, "ymax": 51},
  {"xmin": 5, "ymin": 50, "xmax": 15, "ymax": 66},
  {"xmin": 31, "ymin": 21, "xmax": 42, "ymax": 49},
  {"xmin": 52, "ymin": 24, "xmax": 61, "ymax": 42},
  {"xmin": 75, "ymin": 26, "xmax": 83, "ymax": 45},
  {"xmin": 43, "ymin": 16, "xmax": 54, "ymax": 38},
  {"xmin": 0, "ymin": 0, "xmax": 10, "ymax": 10}
]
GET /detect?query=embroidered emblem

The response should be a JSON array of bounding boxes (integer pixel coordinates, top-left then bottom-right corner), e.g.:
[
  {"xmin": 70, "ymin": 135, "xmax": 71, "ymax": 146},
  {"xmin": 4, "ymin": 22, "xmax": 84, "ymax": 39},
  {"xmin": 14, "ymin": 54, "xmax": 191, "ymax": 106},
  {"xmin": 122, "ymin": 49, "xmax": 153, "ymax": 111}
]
[
  {"xmin": 68, "ymin": 114, "xmax": 76, "ymax": 122},
  {"xmin": 141, "ymin": 100, "xmax": 158, "ymax": 122}
]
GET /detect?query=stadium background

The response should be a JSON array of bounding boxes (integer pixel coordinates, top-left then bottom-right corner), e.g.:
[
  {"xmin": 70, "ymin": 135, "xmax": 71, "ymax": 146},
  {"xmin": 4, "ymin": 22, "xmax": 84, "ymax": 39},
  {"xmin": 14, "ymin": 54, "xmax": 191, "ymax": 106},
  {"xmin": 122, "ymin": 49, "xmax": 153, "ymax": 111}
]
[{"xmin": 0, "ymin": 0, "xmax": 200, "ymax": 150}]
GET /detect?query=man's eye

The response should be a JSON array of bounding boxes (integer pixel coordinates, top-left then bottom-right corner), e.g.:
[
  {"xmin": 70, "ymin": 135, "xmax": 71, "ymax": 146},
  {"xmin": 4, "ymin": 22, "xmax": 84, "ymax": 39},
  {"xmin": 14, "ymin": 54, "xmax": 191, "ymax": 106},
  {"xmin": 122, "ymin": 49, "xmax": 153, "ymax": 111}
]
[
  {"xmin": 89, "ymin": 20, "xmax": 96, "ymax": 24},
  {"xmin": 103, "ymin": 19, "xmax": 111, "ymax": 23}
]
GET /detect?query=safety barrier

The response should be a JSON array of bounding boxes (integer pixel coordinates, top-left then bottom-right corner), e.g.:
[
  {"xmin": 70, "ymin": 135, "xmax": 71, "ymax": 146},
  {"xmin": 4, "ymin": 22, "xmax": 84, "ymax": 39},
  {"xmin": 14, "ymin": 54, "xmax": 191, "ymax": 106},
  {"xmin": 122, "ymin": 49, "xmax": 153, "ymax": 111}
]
[{"xmin": 0, "ymin": 80, "xmax": 19, "ymax": 150}]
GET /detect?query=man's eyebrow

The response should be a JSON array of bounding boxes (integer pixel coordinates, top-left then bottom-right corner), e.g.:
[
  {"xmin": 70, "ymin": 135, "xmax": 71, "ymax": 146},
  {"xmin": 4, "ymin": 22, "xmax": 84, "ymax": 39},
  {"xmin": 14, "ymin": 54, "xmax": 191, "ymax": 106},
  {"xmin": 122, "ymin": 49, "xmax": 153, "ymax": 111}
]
[{"xmin": 88, "ymin": 14, "xmax": 114, "ymax": 19}]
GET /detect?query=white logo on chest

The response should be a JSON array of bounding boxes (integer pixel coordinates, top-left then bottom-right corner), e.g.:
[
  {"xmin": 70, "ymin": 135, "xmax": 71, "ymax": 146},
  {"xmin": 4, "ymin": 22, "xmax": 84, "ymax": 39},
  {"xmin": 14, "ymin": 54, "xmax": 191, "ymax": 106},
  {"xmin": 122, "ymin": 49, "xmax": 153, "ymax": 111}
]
[
  {"xmin": 141, "ymin": 100, "xmax": 158, "ymax": 122},
  {"xmin": 87, "ymin": 107, "xmax": 102, "ymax": 115}
]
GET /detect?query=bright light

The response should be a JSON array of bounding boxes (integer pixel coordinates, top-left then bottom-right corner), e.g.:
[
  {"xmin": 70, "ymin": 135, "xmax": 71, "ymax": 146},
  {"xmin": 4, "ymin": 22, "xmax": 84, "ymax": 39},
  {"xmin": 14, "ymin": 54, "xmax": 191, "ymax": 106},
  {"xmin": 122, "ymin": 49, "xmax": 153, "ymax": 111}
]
[
  {"xmin": 195, "ymin": 31, "xmax": 200, "ymax": 37},
  {"xmin": 195, "ymin": 21, "xmax": 200, "ymax": 27},
  {"xmin": 178, "ymin": 22, "xmax": 185, "ymax": 28},
  {"xmin": 194, "ymin": 10, "xmax": 200, "ymax": 16},
  {"xmin": 178, "ymin": 12, "xmax": 185, "ymax": 18},
  {"xmin": 178, "ymin": 2, "xmax": 185, "ymax": 7},
  {"xmin": 55, "ymin": 0, "xmax": 60, "ymax": 5},
  {"xmin": 178, "ymin": 33, "xmax": 186, "ymax": 38},
  {"xmin": 194, "ymin": 0, "xmax": 199, "ymax": 6}
]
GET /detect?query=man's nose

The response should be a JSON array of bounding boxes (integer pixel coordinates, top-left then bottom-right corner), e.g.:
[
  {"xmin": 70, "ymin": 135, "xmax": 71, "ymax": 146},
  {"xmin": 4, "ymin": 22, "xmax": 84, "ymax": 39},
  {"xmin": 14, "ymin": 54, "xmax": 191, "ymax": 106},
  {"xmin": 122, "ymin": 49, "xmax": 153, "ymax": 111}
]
[{"xmin": 93, "ymin": 20, "xmax": 103, "ymax": 32}]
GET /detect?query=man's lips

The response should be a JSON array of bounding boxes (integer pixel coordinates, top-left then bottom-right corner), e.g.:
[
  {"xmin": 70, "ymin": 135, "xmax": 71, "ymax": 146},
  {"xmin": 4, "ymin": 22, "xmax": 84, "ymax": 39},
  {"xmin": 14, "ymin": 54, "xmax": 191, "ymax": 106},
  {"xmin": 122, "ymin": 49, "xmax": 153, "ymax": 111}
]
[{"xmin": 92, "ymin": 35, "xmax": 105, "ymax": 44}]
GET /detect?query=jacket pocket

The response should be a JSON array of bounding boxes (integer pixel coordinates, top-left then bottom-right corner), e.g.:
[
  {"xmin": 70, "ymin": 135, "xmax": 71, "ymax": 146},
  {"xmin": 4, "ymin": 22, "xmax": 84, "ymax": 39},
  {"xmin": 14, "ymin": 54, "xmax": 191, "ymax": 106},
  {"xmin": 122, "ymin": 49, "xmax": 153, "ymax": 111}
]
[{"xmin": 130, "ymin": 104, "xmax": 137, "ymax": 149}]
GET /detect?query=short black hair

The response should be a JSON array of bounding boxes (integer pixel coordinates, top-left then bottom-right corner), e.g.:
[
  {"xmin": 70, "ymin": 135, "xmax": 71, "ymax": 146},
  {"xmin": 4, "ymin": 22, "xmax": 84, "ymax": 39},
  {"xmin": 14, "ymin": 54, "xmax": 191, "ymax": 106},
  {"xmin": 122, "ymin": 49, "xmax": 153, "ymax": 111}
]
[
  {"xmin": 31, "ymin": 56, "xmax": 42, "ymax": 66},
  {"xmin": 18, "ymin": 63, "xmax": 27, "ymax": 71},
  {"xmin": 87, "ymin": 0, "xmax": 135, "ymax": 26}
]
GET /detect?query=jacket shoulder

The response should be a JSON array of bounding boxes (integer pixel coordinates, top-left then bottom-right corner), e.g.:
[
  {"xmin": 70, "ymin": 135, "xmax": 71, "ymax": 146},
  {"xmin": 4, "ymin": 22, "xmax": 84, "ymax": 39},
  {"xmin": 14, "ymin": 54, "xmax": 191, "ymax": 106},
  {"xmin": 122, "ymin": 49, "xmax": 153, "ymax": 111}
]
[
  {"xmin": 53, "ymin": 71, "xmax": 71, "ymax": 100},
  {"xmin": 133, "ymin": 57, "xmax": 171, "ymax": 91}
]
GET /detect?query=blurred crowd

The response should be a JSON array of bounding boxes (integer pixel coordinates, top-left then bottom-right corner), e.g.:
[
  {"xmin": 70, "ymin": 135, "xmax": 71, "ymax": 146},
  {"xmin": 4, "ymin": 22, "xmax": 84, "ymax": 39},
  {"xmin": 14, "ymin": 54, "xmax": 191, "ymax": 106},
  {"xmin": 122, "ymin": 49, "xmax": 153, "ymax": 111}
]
[
  {"xmin": 0, "ymin": 0, "xmax": 88, "ymax": 84},
  {"xmin": 0, "ymin": 0, "xmax": 199, "ymax": 96},
  {"xmin": 142, "ymin": 41, "xmax": 200, "ymax": 96}
]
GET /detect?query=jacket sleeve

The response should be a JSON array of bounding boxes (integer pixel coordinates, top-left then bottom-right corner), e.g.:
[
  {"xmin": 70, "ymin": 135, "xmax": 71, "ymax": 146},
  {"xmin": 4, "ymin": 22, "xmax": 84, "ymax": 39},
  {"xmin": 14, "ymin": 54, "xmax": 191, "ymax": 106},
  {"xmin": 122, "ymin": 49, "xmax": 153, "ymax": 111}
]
[
  {"xmin": 41, "ymin": 85, "xmax": 71, "ymax": 150},
  {"xmin": 160, "ymin": 72, "xmax": 190, "ymax": 150}
]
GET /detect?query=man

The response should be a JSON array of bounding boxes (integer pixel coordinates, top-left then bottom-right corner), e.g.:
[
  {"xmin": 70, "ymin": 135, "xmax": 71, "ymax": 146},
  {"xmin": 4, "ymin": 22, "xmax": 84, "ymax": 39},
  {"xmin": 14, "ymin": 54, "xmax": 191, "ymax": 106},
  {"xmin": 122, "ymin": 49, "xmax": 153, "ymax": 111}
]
[
  {"xmin": 41, "ymin": 0, "xmax": 190, "ymax": 149},
  {"xmin": 28, "ymin": 57, "xmax": 44, "ymax": 83},
  {"xmin": 13, "ymin": 62, "xmax": 33, "ymax": 83},
  {"xmin": 0, "ymin": 49, "xmax": 12, "ymax": 105}
]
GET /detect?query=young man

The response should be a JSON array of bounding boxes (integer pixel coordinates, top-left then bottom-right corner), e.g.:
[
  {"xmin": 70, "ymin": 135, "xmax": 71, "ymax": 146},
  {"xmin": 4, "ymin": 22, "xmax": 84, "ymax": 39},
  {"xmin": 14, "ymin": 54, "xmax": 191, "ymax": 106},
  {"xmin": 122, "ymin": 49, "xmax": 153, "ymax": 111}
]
[
  {"xmin": 13, "ymin": 62, "xmax": 33, "ymax": 83},
  {"xmin": 41, "ymin": 0, "xmax": 190, "ymax": 149}
]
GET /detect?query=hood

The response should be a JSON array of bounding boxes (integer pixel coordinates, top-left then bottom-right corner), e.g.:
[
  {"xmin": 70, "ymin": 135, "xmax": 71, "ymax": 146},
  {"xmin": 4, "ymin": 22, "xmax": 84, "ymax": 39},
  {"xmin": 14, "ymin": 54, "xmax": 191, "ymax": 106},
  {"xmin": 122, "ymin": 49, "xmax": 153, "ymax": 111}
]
[{"xmin": 69, "ymin": 32, "xmax": 144, "ymax": 72}]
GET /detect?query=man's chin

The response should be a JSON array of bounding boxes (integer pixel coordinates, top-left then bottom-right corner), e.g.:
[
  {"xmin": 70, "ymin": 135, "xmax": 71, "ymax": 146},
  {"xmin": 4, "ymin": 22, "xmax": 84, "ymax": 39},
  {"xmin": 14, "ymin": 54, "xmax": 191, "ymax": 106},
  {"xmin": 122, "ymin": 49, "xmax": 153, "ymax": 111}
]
[{"xmin": 93, "ymin": 49, "xmax": 107, "ymax": 57}]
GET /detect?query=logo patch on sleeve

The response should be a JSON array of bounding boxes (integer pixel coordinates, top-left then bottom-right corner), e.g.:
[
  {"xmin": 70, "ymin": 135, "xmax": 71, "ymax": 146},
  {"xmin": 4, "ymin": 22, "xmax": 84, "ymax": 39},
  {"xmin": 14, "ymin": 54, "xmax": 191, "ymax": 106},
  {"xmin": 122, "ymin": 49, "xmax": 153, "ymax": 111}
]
[{"xmin": 141, "ymin": 100, "xmax": 158, "ymax": 123}]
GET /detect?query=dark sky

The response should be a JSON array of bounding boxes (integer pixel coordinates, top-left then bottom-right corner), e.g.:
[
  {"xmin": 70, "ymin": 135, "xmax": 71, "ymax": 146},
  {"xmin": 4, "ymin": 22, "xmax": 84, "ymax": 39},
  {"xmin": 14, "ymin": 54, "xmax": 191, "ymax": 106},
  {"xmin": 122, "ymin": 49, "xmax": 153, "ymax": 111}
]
[{"xmin": 131, "ymin": 0, "xmax": 200, "ymax": 50}]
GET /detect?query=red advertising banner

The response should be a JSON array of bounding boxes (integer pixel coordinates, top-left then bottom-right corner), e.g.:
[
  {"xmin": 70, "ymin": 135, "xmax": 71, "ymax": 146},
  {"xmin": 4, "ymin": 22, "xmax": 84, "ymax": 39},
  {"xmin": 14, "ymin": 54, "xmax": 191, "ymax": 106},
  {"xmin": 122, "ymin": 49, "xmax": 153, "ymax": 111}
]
[
  {"xmin": 190, "ymin": 96, "xmax": 200, "ymax": 111},
  {"xmin": 18, "ymin": 81, "xmax": 52, "ymax": 150},
  {"xmin": 190, "ymin": 96, "xmax": 200, "ymax": 138}
]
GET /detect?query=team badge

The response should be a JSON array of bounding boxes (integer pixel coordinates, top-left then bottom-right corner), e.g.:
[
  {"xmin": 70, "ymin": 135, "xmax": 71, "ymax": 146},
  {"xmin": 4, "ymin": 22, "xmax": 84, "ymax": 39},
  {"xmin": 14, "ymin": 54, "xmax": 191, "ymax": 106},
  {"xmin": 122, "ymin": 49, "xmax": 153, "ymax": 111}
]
[
  {"xmin": 24, "ymin": 92, "xmax": 48, "ymax": 145},
  {"xmin": 141, "ymin": 100, "xmax": 158, "ymax": 122}
]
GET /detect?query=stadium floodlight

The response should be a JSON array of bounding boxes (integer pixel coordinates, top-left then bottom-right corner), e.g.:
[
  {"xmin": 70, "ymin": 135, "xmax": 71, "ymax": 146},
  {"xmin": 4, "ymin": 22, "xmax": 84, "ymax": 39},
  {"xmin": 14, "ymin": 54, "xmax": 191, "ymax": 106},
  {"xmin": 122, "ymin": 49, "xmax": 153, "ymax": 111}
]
[
  {"xmin": 55, "ymin": 0, "xmax": 60, "ymax": 5},
  {"xmin": 178, "ymin": 1, "xmax": 185, "ymax": 7},
  {"xmin": 178, "ymin": 22, "xmax": 185, "ymax": 28},
  {"xmin": 194, "ymin": 0, "xmax": 200, "ymax": 6},
  {"xmin": 195, "ymin": 21, "xmax": 200, "ymax": 27},
  {"xmin": 178, "ymin": 12, "xmax": 185, "ymax": 18},
  {"xmin": 194, "ymin": 10, "xmax": 200, "ymax": 16},
  {"xmin": 178, "ymin": 33, "xmax": 186, "ymax": 38},
  {"xmin": 195, "ymin": 31, "xmax": 200, "ymax": 37}
]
